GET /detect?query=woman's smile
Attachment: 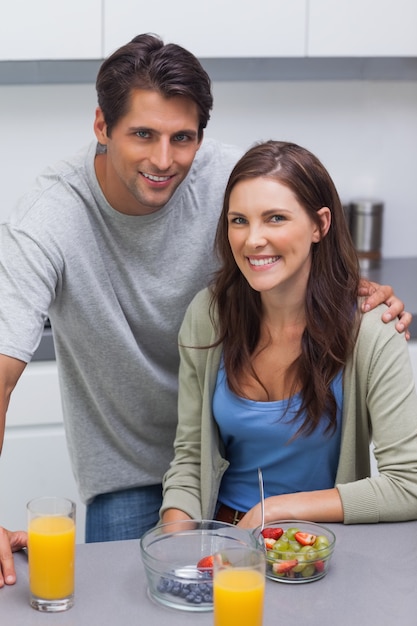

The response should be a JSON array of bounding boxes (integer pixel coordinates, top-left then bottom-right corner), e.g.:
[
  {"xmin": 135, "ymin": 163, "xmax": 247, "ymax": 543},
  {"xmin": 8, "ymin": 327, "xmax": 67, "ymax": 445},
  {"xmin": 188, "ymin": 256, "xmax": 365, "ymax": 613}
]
[{"xmin": 247, "ymin": 255, "xmax": 281, "ymax": 268}]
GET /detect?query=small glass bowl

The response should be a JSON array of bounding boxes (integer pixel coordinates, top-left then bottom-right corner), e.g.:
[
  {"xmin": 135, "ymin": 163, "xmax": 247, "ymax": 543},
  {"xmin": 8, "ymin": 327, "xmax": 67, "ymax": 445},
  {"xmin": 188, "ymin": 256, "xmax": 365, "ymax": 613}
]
[
  {"xmin": 140, "ymin": 519, "xmax": 259, "ymax": 611},
  {"xmin": 253, "ymin": 520, "xmax": 336, "ymax": 583}
]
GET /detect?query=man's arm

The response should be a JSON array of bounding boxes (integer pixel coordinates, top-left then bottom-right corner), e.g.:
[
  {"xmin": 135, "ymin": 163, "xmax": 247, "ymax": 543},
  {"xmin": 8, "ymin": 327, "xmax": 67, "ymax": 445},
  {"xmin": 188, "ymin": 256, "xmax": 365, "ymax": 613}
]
[
  {"xmin": 0, "ymin": 354, "xmax": 28, "ymax": 587},
  {"xmin": 359, "ymin": 279, "xmax": 412, "ymax": 339},
  {"xmin": 0, "ymin": 355, "xmax": 26, "ymax": 452}
]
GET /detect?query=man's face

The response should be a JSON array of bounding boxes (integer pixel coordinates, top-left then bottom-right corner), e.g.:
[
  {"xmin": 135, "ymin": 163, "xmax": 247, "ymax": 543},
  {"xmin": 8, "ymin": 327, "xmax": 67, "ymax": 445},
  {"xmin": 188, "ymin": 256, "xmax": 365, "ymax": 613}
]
[{"xmin": 94, "ymin": 89, "xmax": 202, "ymax": 215}]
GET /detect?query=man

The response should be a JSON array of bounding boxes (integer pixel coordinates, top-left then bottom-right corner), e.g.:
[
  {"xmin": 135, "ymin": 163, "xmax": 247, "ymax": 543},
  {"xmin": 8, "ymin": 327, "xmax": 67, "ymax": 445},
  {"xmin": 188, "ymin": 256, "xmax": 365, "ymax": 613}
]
[{"xmin": 0, "ymin": 34, "xmax": 410, "ymax": 587}]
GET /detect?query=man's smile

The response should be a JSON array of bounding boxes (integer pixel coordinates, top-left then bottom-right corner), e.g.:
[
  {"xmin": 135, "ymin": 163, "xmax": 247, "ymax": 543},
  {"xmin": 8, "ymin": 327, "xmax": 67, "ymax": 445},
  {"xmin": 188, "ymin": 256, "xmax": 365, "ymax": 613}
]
[{"xmin": 141, "ymin": 172, "xmax": 173, "ymax": 183}]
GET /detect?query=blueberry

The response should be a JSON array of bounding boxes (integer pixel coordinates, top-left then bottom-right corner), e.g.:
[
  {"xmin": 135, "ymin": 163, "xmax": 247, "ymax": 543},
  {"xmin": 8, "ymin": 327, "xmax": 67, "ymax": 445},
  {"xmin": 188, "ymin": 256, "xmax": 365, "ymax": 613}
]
[
  {"xmin": 171, "ymin": 583, "xmax": 182, "ymax": 596},
  {"xmin": 157, "ymin": 577, "xmax": 168, "ymax": 592},
  {"xmin": 180, "ymin": 586, "xmax": 190, "ymax": 598},
  {"xmin": 157, "ymin": 573, "xmax": 213, "ymax": 604}
]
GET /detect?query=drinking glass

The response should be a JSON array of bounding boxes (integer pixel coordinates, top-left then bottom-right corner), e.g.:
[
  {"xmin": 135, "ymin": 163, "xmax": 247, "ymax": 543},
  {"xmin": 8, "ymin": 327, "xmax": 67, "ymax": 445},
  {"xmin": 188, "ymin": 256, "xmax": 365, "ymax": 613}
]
[
  {"xmin": 213, "ymin": 545, "xmax": 266, "ymax": 626},
  {"xmin": 27, "ymin": 496, "xmax": 76, "ymax": 612}
]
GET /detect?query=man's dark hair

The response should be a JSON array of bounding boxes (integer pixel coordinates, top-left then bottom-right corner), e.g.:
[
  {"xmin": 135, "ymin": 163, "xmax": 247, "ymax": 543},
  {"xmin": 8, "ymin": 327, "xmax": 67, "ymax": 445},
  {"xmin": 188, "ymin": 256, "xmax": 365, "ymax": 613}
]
[{"xmin": 96, "ymin": 33, "xmax": 213, "ymax": 138}]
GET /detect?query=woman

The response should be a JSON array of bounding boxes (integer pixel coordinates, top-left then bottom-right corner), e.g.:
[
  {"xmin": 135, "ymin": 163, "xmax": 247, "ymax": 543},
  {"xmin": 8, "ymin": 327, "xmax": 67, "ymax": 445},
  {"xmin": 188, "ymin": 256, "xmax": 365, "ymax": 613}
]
[{"xmin": 161, "ymin": 141, "xmax": 417, "ymax": 527}]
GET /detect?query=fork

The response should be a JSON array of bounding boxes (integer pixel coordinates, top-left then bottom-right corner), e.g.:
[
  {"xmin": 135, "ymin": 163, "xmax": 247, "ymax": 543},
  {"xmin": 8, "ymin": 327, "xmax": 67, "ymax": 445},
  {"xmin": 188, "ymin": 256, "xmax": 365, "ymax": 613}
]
[{"xmin": 258, "ymin": 467, "xmax": 265, "ymax": 533}]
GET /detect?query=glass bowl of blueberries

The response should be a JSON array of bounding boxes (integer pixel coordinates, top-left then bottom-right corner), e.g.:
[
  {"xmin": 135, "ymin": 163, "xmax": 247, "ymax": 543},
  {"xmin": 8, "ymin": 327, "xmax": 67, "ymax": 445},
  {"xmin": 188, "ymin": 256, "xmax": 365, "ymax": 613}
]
[{"xmin": 140, "ymin": 519, "xmax": 259, "ymax": 611}]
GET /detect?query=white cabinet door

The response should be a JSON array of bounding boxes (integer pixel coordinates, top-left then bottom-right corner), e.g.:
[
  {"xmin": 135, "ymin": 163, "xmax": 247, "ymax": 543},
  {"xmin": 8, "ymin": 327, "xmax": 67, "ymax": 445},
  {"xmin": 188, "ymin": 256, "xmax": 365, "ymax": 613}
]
[
  {"xmin": 308, "ymin": 0, "xmax": 417, "ymax": 57},
  {"xmin": 0, "ymin": 0, "xmax": 102, "ymax": 60},
  {"xmin": 0, "ymin": 426, "xmax": 86, "ymax": 544},
  {"xmin": 103, "ymin": 0, "xmax": 307, "ymax": 58},
  {"xmin": 1, "ymin": 362, "xmax": 86, "ymax": 542}
]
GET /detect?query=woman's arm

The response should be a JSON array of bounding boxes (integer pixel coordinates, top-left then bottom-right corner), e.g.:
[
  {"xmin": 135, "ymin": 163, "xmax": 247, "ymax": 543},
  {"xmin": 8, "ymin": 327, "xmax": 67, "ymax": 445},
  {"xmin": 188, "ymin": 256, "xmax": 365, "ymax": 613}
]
[
  {"xmin": 238, "ymin": 489, "xmax": 344, "ymax": 529},
  {"xmin": 160, "ymin": 324, "xmax": 205, "ymax": 521},
  {"xmin": 160, "ymin": 290, "xmax": 221, "ymax": 522},
  {"xmin": 161, "ymin": 508, "xmax": 192, "ymax": 524},
  {"xmin": 337, "ymin": 309, "xmax": 417, "ymax": 523}
]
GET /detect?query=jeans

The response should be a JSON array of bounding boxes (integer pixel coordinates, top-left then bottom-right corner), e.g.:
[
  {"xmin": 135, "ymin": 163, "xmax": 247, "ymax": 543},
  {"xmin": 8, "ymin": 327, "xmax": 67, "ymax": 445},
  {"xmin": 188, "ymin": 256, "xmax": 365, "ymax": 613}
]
[{"xmin": 85, "ymin": 484, "xmax": 162, "ymax": 543}]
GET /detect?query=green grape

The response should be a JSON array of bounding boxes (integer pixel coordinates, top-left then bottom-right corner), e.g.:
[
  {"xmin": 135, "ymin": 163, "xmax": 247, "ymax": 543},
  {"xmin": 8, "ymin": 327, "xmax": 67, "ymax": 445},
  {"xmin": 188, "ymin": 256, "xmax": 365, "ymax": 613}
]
[
  {"xmin": 301, "ymin": 564, "xmax": 316, "ymax": 578},
  {"xmin": 272, "ymin": 537, "xmax": 290, "ymax": 557},
  {"xmin": 292, "ymin": 559, "xmax": 306, "ymax": 573},
  {"xmin": 299, "ymin": 546, "xmax": 318, "ymax": 563},
  {"xmin": 285, "ymin": 527, "xmax": 301, "ymax": 541},
  {"xmin": 314, "ymin": 535, "xmax": 331, "ymax": 558},
  {"xmin": 288, "ymin": 540, "xmax": 301, "ymax": 553},
  {"xmin": 314, "ymin": 534, "xmax": 330, "ymax": 548}
]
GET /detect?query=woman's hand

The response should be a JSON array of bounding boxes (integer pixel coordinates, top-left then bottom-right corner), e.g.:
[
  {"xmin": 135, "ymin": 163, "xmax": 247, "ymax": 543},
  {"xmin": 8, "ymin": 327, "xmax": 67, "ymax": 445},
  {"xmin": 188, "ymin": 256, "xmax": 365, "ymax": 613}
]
[
  {"xmin": 359, "ymin": 280, "xmax": 412, "ymax": 339},
  {"xmin": 238, "ymin": 503, "xmax": 264, "ymax": 530}
]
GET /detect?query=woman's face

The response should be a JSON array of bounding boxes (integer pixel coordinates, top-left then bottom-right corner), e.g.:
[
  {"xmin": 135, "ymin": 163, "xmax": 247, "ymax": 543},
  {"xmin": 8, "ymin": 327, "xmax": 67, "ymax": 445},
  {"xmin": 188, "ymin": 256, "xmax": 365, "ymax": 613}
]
[{"xmin": 227, "ymin": 177, "xmax": 324, "ymax": 296}]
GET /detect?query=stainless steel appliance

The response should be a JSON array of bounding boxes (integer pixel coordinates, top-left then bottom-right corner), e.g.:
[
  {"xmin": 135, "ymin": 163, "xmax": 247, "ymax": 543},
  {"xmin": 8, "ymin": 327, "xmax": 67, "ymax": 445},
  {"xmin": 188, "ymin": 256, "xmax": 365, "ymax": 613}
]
[{"xmin": 349, "ymin": 198, "xmax": 384, "ymax": 270}]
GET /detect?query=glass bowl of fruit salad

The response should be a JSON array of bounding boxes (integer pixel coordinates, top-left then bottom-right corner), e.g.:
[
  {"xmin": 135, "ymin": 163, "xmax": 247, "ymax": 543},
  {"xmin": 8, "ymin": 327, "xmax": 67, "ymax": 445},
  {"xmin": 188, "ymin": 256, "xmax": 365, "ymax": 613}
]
[
  {"xmin": 254, "ymin": 520, "xmax": 336, "ymax": 583},
  {"xmin": 140, "ymin": 519, "xmax": 260, "ymax": 611}
]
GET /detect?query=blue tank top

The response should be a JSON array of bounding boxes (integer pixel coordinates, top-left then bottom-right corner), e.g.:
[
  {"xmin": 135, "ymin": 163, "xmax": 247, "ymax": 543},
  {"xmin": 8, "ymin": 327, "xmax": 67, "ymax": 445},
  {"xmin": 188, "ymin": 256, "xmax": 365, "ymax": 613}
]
[{"xmin": 213, "ymin": 361, "xmax": 343, "ymax": 512}]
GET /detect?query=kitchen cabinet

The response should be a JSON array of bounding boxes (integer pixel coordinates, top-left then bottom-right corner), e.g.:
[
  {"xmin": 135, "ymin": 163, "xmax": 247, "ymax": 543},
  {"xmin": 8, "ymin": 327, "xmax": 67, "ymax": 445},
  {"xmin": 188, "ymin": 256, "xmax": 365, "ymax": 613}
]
[
  {"xmin": 308, "ymin": 0, "xmax": 417, "ymax": 57},
  {"xmin": 0, "ymin": 1, "xmax": 416, "ymax": 65},
  {"xmin": 103, "ymin": 0, "xmax": 307, "ymax": 58},
  {"xmin": 0, "ymin": 361, "xmax": 86, "ymax": 542},
  {"xmin": 0, "ymin": 0, "xmax": 102, "ymax": 61}
]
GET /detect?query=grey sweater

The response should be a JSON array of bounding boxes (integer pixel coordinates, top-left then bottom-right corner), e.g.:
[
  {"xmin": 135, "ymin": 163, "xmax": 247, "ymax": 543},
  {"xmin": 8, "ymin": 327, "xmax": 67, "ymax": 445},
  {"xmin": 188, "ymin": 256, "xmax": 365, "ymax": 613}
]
[
  {"xmin": 0, "ymin": 139, "xmax": 242, "ymax": 503},
  {"xmin": 161, "ymin": 288, "xmax": 417, "ymax": 524}
]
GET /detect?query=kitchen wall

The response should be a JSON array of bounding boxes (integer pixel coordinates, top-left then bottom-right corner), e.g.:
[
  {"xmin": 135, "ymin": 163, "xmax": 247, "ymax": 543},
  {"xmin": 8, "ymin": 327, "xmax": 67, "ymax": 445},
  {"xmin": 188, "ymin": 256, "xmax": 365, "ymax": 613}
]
[{"xmin": 0, "ymin": 78, "xmax": 416, "ymax": 258}]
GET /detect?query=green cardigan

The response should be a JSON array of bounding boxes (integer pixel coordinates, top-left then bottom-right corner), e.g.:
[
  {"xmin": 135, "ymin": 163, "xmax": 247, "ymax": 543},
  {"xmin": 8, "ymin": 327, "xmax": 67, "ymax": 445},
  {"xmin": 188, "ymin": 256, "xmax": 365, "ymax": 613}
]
[{"xmin": 161, "ymin": 288, "xmax": 417, "ymax": 524}]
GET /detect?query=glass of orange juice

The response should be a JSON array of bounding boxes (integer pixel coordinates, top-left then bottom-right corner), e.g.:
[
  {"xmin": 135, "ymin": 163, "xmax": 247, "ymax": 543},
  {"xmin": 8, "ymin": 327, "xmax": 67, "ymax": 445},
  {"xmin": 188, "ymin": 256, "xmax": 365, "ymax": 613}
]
[
  {"xmin": 213, "ymin": 545, "xmax": 266, "ymax": 626},
  {"xmin": 27, "ymin": 496, "xmax": 76, "ymax": 612}
]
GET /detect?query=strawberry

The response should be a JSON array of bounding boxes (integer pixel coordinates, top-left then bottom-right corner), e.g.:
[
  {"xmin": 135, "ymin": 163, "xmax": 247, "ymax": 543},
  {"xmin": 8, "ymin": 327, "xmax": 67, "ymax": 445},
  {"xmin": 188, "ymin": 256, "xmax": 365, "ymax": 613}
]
[
  {"xmin": 294, "ymin": 532, "xmax": 317, "ymax": 546},
  {"xmin": 197, "ymin": 554, "xmax": 231, "ymax": 576},
  {"xmin": 261, "ymin": 527, "xmax": 283, "ymax": 540},
  {"xmin": 197, "ymin": 555, "xmax": 214, "ymax": 573},
  {"xmin": 272, "ymin": 559, "xmax": 298, "ymax": 574},
  {"xmin": 315, "ymin": 560, "xmax": 325, "ymax": 573},
  {"xmin": 263, "ymin": 537, "xmax": 277, "ymax": 550}
]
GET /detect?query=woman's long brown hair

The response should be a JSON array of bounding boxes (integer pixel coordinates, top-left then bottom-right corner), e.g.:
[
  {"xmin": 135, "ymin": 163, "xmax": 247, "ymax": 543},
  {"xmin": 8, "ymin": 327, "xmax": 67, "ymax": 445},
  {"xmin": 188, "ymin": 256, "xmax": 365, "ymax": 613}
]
[{"xmin": 210, "ymin": 141, "xmax": 360, "ymax": 436}]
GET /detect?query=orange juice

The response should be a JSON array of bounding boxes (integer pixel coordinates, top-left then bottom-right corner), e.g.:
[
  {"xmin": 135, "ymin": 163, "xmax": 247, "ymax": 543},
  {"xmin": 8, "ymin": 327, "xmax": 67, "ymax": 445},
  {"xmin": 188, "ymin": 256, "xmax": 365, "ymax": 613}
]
[
  {"xmin": 28, "ymin": 515, "xmax": 75, "ymax": 599},
  {"xmin": 214, "ymin": 568, "xmax": 265, "ymax": 626}
]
